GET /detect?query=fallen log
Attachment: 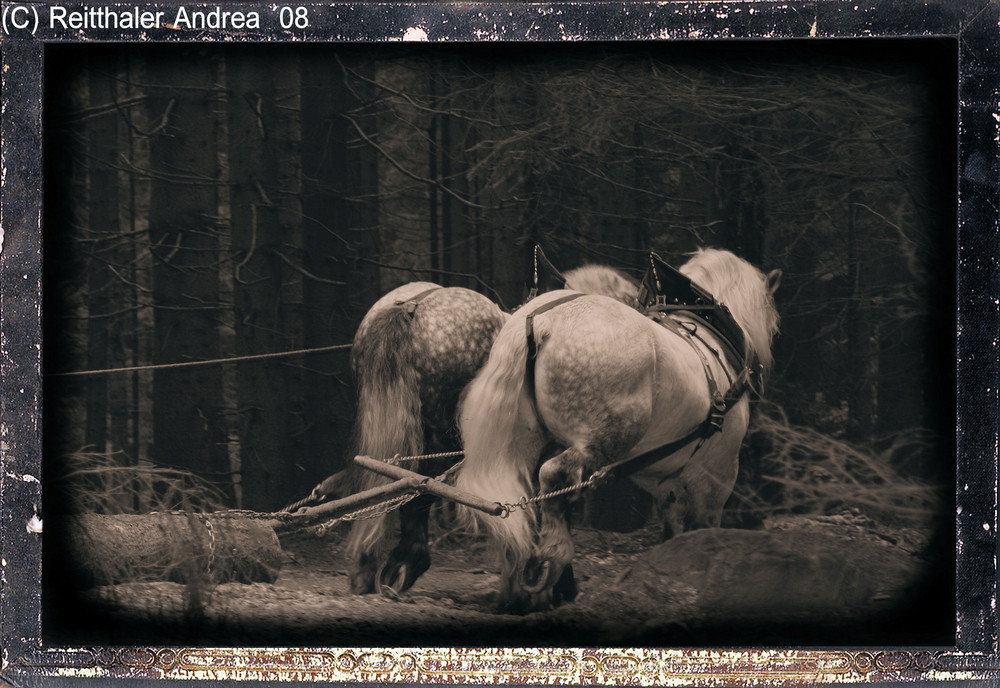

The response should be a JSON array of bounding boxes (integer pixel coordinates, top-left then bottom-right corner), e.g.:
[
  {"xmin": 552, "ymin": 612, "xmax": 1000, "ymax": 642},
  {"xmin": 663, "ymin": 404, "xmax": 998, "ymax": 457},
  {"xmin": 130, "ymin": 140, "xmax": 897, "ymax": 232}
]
[{"xmin": 53, "ymin": 512, "xmax": 283, "ymax": 589}]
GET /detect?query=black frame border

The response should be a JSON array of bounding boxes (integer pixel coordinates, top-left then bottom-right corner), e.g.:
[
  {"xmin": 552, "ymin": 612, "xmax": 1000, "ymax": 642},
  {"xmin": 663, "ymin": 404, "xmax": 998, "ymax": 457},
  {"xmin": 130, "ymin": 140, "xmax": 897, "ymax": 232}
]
[{"xmin": 2, "ymin": 0, "xmax": 998, "ymax": 683}]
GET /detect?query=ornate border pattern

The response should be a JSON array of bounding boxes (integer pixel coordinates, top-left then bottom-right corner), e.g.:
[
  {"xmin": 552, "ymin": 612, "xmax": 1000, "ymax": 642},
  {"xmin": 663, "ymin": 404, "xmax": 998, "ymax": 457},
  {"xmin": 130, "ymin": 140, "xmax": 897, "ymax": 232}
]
[{"xmin": 9, "ymin": 648, "xmax": 1000, "ymax": 684}]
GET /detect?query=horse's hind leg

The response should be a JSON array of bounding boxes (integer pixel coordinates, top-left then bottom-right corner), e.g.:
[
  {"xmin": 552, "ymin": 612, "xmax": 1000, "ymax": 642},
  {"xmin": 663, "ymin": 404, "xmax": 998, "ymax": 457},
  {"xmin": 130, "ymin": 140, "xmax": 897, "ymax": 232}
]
[
  {"xmin": 377, "ymin": 494, "xmax": 434, "ymax": 595},
  {"xmin": 508, "ymin": 447, "xmax": 597, "ymax": 610},
  {"xmin": 658, "ymin": 443, "xmax": 742, "ymax": 540},
  {"xmin": 350, "ymin": 552, "xmax": 379, "ymax": 595},
  {"xmin": 656, "ymin": 406, "xmax": 748, "ymax": 540}
]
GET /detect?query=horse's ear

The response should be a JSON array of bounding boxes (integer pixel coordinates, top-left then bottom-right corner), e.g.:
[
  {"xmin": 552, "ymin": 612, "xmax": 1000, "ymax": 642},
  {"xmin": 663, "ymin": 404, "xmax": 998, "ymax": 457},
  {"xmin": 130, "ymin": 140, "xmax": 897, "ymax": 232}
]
[{"xmin": 766, "ymin": 269, "xmax": 782, "ymax": 296}]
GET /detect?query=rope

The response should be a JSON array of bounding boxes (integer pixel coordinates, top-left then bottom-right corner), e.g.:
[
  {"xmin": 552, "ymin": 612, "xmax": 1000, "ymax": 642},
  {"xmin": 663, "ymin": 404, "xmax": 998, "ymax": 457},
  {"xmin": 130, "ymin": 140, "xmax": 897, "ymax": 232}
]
[
  {"xmin": 46, "ymin": 342, "xmax": 353, "ymax": 378},
  {"xmin": 282, "ymin": 494, "xmax": 319, "ymax": 514},
  {"xmin": 386, "ymin": 450, "xmax": 464, "ymax": 464}
]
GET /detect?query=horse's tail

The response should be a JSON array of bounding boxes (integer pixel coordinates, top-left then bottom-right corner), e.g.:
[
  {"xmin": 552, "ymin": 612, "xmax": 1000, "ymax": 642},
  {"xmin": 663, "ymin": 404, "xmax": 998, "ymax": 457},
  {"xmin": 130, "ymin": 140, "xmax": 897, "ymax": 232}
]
[
  {"xmin": 455, "ymin": 314, "xmax": 543, "ymax": 563},
  {"xmin": 345, "ymin": 305, "xmax": 424, "ymax": 562}
]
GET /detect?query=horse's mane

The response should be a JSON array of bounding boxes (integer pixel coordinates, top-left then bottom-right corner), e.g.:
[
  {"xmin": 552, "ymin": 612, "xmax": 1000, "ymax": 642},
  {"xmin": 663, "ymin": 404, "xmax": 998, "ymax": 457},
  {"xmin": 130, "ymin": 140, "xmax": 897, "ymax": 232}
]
[
  {"xmin": 563, "ymin": 264, "xmax": 640, "ymax": 308},
  {"xmin": 679, "ymin": 248, "xmax": 780, "ymax": 372}
]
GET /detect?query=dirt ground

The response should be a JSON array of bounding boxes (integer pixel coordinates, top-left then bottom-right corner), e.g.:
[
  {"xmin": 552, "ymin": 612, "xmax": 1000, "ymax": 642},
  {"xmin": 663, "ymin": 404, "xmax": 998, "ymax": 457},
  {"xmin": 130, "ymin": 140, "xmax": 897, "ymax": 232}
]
[{"xmin": 49, "ymin": 507, "xmax": 951, "ymax": 648}]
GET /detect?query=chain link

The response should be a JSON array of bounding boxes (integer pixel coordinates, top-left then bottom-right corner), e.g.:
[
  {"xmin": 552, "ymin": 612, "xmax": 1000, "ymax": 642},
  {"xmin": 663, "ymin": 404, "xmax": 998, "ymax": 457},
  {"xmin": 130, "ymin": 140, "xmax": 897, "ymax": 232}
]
[
  {"xmin": 497, "ymin": 467, "xmax": 610, "ymax": 518},
  {"xmin": 202, "ymin": 516, "xmax": 216, "ymax": 579},
  {"xmin": 315, "ymin": 492, "xmax": 419, "ymax": 535},
  {"xmin": 306, "ymin": 452, "xmax": 466, "ymax": 535}
]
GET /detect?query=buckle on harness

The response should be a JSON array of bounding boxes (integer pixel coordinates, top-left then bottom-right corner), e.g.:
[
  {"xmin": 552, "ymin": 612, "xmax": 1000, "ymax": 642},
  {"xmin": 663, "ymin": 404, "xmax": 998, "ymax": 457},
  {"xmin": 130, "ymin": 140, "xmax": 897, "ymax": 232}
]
[{"xmin": 707, "ymin": 391, "xmax": 727, "ymax": 434}]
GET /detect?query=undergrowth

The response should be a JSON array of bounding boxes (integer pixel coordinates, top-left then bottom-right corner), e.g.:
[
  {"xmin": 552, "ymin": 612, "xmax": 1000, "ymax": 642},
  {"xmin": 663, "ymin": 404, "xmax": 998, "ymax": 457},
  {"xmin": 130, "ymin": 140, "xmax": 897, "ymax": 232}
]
[
  {"xmin": 727, "ymin": 404, "xmax": 945, "ymax": 531},
  {"xmin": 56, "ymin": 450, "xmax": 229, "ymax": 515}
]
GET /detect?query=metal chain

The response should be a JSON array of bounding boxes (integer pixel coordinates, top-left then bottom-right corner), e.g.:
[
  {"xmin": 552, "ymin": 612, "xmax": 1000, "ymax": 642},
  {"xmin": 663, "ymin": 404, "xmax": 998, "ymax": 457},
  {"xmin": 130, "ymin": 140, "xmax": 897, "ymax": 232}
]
[
  {"xmin": 384, "ymin": 450, "xmax": 464, "ymax": 464},
  {"xmin": 497, "ymin": 467, "xmax": 610, "ymax": 519},
  {"xmin": 315, "ymin": 493, "xmax": 418, "ymax": 535},
  {"xmin": 311, "ymin": 454, "xmax": 467, "ymax": 535},
  {"xmin": 202, "ymin": 516, "xmax": 216, "ymax": 579},
  {"xmin": 151, "ymin": 450, "xmax": 601, "ymax": 535}
]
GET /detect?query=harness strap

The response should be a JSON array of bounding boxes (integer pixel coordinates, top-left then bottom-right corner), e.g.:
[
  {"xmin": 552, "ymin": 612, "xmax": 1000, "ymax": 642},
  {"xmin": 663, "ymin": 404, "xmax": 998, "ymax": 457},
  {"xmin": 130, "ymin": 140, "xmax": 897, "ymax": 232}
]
[
  {"xmin": 651, "ymin": 313, "xmax": 728, "ymax": 427},
  {"xmin": 646, "ymin": 304, "xmax": 746, "ymax": 373},
  {"xmin": 394, "ymin": 286, "xmax": 443, "ymax": 317},
  {"xmin": 524, "ymin": 292, "xmax": 588, "ymax": 391},
  {"xmin": 593, "ymin": 311, "xmax": 754, "ymax": 484}
]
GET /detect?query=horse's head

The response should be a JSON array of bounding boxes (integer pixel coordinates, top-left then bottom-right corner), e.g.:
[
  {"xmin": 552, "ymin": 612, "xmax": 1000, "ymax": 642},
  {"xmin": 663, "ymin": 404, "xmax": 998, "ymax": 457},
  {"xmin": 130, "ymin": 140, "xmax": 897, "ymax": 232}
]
[
  {"xmin": 679, "ymin": 248, "xmax": 781, "ymax": 373},
  {"xmin": 563, "ymin": 265, "xmax": 640, "ymax": 308}
]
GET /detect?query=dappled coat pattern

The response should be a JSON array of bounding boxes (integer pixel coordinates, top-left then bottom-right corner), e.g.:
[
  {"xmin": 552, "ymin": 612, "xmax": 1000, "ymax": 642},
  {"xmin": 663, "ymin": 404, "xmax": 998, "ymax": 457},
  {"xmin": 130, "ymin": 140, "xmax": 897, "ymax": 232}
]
[
  {"xmin": 456, "ymin": 249, "xmax": 780, "ymax": 613},
  {"xmin": 346, "ymin": 282, "xmax": 506, "ymax": 595}
]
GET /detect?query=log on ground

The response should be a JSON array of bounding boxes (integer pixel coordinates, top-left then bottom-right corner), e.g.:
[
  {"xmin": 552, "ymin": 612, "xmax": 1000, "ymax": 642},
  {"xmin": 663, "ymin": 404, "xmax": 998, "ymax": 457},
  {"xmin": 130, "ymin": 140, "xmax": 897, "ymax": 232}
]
[{"xmin": 53, "ymin": 513, "xmax": 283, "ymax": 589}]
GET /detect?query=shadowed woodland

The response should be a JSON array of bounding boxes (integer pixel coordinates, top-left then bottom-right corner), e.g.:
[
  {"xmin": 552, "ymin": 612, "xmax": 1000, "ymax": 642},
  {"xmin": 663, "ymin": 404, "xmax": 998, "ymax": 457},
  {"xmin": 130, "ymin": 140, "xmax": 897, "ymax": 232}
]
[{"xmin": 42, "ymin": 41, "xmax": 956, "ymax": 645}]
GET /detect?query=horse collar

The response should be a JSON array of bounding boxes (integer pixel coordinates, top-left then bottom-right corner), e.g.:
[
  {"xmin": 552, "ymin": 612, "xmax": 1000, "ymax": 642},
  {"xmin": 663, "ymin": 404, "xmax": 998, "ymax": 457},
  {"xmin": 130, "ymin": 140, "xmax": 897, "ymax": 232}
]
[{"xmin": 638, "ymin": 252, "xmax": 748, "ymax": 373}]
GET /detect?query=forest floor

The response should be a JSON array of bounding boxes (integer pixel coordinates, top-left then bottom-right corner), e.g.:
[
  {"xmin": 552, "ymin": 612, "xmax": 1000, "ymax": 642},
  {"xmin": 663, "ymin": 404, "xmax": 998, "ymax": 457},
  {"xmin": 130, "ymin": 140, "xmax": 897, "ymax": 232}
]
[{"xmin": 56, "ymin": 506, "xmax": 951, "ymax": 648}]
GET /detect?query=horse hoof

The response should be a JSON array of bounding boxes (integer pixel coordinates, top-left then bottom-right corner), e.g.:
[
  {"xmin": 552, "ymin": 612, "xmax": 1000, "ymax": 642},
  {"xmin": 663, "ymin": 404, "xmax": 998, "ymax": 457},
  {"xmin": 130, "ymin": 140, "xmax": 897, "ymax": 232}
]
[
  {"xmin": 349, "ymin": 575, "xmax": 376, "ymax": 595},
  {"xmin": 519, "ymin": 559, "xmax": 552, "ymax": 594},
  {"xmin": 377, "ymin": 563, "xmax": 410, "ymax": 597},
  {"xmin": 379, "ymin": 582, "xmax": 402, "ymax": 601}
]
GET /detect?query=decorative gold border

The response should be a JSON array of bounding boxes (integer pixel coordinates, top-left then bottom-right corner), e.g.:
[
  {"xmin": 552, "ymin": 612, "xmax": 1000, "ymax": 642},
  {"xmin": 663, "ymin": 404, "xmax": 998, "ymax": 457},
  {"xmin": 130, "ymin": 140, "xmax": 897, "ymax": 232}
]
[{"xmin": 12, "ymin": 648, "xmax": 995, "ymax": 684}]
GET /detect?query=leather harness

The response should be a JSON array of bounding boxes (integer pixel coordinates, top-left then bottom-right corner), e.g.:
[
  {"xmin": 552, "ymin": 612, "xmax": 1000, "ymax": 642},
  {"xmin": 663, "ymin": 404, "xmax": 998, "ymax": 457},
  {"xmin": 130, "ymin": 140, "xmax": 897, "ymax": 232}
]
[
  {"xmin": 395, "ymin": 286, "xmax": 443, "ymax": 316},
  {"xmin": 522, "ymin": 254, "xmax": 757, "ymax": 482}
]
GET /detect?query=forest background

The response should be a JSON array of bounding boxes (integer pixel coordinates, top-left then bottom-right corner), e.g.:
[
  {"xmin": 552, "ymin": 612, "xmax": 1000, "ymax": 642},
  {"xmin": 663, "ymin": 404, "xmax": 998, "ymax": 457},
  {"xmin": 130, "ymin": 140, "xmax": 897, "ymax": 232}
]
[{"xmin": 43, "ymin": 41, "xmax": 955, "ymax": 525}]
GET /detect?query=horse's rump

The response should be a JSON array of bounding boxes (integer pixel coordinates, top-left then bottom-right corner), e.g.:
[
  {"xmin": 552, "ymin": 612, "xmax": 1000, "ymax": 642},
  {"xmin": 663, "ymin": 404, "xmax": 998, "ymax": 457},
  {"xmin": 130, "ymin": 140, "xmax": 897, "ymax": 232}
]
[
  {"xmin": 456, "ymin": 249, "xmax": 780, "ymax": 612},
  {"xmin": 345, "ymin": 282, "xmax": 505, "ymax": 592}
]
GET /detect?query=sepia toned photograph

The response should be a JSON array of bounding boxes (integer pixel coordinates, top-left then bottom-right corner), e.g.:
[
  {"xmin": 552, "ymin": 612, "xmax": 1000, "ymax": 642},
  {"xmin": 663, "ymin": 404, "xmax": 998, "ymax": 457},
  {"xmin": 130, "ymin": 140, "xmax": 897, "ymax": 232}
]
[
  {"xmin": 2, "ymin": 0, "xmax": 998, "ymax": 684},
  {"xmin": 39, "ymin": 39, "xmax": 956, "ymax": 648}
]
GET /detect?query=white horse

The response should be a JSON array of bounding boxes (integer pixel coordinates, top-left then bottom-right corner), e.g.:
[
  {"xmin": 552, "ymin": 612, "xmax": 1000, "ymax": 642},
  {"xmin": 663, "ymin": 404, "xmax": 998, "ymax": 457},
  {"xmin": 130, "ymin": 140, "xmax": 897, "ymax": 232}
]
[
  {"xmin": 455, "ymin": 249, "xmax": 780, "ymax": 612},
  {"xmin": 343, "ymin": 283, "xmax": 506, "ymax": 595},
  {"xmin": 340, "ymin": 261, "xmax": 639, "ymax": 597}
]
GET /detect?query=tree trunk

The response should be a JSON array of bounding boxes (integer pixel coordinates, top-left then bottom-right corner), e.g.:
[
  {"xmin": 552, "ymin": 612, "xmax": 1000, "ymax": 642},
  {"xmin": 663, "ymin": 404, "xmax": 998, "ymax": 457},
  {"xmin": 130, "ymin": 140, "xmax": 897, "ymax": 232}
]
[
  {"xmin": 298, "ymin": 52, "xmax": 361, "ymax": 489},
  {"xmin": 148, "ymin": 53, "xmax": 228, "ymax": 493},
  {"xmin": 227, "ymin": 50, "xmax": 301, "ymax": 512},
  {"xmin": 846, "ymin": 189, "xmax": 877, "ymax": 442}
]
